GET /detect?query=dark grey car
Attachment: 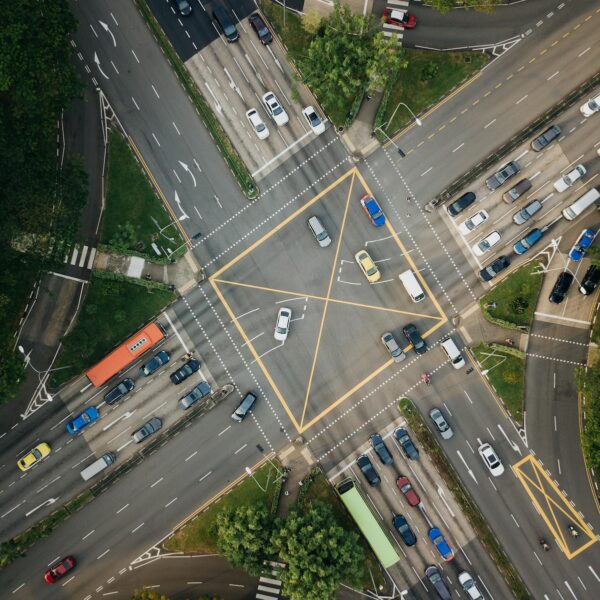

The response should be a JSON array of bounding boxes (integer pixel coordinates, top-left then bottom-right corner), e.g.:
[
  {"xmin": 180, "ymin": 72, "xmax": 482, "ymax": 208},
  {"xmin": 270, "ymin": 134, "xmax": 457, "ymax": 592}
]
[
  {"xmin": 170, "ymin": 359, "xmax": 200, "ymax": 385},
  {"xmin": 502, "ymin": 178, "xmax": 531, "ymax": 203},
  {"xmin": 479, "ymin": 255, "xmax": 510, "ymax": 282},
  {"xmin": 513, "ymin": 199, "xmax": 542, "ymax": 225},
  {"xmin": 425, "ymin": 565, "xmax": 451, "ymax": 600},
  {"xmin": 447, "ymin": 191, "xmax": 475, "ymax": 216},
  {"xmin": 369, "ymin": 434, "xmax": 393, "ymax": 465},
  {"xmin": 356, "ymin": 454, "xmax": 380, "ymax": 486},
  {"xmin": 531, "ymin": 124, "xmax": 561, "ymax": 151},
  {"xmin": 178, "ymin": 381, "xmax": 211, "ymax": 410},
  {"xmin": 394, "ymin": 427, "xmax": 419, "ymax": 460},
  {"xmin": 104, "ymin": 378, "xmax": 134, "ymax": 406},
  {"xmin": 132, "ymin": 417, "xmax": 162, "ymax": 443},
  {"xmin": 486, "ymin": 161, "xmax": 520, "ymax": 190}
]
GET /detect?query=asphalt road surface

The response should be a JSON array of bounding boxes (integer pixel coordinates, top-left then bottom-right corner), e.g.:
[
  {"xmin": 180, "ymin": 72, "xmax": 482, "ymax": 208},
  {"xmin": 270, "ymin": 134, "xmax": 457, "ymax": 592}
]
[{"xmin": 2, "ymin": 0, "xmax": 600, "ymax": 598}]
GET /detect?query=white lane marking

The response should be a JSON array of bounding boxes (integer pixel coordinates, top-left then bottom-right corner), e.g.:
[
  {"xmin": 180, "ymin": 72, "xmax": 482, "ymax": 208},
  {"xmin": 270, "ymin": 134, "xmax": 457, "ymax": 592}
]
[
  {"xmin": 578, "ymin": 47, "xmax": 591, "ymax": 58},
  {"xmin": 421, "ymin": 167, "xmax": 432, "ymax": 176},
  {"xmin": 484, "ymin": 119, "xmax": 496, "ymax": 129},
  {"xmin": 97, "ymin": 549, "xmax": 110, "ymax": 560},
  {"xmin": 131, "ymin": 523, "xmax": 144, "ymax": 533},
  {"xmin": 185, "ymin": 451, "xmax": 198, "ymax": 462},
  {"xmin": 199, "ymin": 471, "xmax": 212, "ymax": 482},
  {"xmin": 230, "ymin": 307, "xmax": 259, "ymax": 322},
  {"xmin": 116, "ymin": 503, "xmax": 129, "ymax": 514},
  {"xmin": 150, "ymin": 477, "xmax": 163, "ymax": 488},
  {"xmin": 165, "ymin": 497, "xmax": 178, "ymax": 508},
  {"xmin": 242, "ymin": 332, "xmax": 264, "ymax": 347},
  {"xmin": 452, "ymin": 142, "xmax": 465, "ymax": 153},
  {"xmin": 516, "ymin": 94, "xmax": 528, "ymax": 105},
  {"xmin": 218, "ymin": 426, "xmax": 231, "ymax": 436},
  {"xmin": 547, "ymin": 71, "xmax": 559, "ymax": 81},
  {"xmin": 234, "ymin": 443, "xmax": 248, "ymax": 455}
]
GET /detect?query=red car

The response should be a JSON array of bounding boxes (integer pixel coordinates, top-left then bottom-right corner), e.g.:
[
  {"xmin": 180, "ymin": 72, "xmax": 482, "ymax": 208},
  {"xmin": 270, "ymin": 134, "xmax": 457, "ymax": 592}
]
[
  {"xmin": 383, "ymin": 9, "xmax": 416, "ymax": 29},
  {"xmin": 44, "ymin": 556, "xmax": 76, "ymax": 584},
  {"xmin": 397, "ymin": 475, "xmax": 420, "ymax": 507}
]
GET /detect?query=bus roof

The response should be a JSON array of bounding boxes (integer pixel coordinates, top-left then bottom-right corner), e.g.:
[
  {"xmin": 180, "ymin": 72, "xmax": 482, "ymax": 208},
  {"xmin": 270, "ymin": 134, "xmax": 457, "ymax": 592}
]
[
  {"xmin": 337, "ymin": 478, "xmax": 400, "ymax": 569},
  {"xmin": 86, "ymin": 322, "xmax": 165, "ymax": 387}
]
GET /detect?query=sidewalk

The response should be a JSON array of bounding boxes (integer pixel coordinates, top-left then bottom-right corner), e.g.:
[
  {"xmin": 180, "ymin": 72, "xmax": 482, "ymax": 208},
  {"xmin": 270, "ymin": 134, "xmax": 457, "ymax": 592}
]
[
  {"xmin": 276, "ymin": 439, "xmax": 318, "ymax": 517},
  {"xmin": 94, "ymin": 250, "xmax": 203, "ymax": 296},
  {"xmin": 342, "ymin": 90, "xmax": 383, "ymax": 159}
]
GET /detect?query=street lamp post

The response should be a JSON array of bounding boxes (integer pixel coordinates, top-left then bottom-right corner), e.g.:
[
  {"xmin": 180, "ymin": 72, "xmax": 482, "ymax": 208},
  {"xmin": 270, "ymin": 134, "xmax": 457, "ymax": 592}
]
[{"xmin": 386, "ymin": 101, "xmax": 422, "ymax": 129}]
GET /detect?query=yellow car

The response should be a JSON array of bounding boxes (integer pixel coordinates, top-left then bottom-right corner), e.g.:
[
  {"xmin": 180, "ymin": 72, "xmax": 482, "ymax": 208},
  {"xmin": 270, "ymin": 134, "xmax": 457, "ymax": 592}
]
[
  {"xmin": 355, "ymin": 250, "xmax": 381, "ymax": 282},
  {"xmin": 17, "ymin": 442, "xmax": 51, "ymax": 472}
]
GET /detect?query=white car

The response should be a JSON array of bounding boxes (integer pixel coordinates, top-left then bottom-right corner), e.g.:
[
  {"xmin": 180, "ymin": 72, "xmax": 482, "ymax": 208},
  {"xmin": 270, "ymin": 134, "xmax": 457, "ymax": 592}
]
[
  {"xmin": 274, "ymin": 307, "xmax": 292, "ymax": 341},
  {"xmin": 478, "ymin": 443, "xmax": 504, "ymax": 477},
  {"xmin": 302, "ymin": 105, "xmax": 325, "ymax": 135},
  {"xmin": 246, "ymin": 108, "xmax": 269, "ymax": 140},
  {"xmin": 472, "ymin": 231, "xmax": 501, "ymax": 256},
  {"xmin": 262, "ymin": 92, "xmax": 289, "ymax": 126},
  {"xmin": 553, "ymin": 164, "xmax": 586, "ymax": 192},
  {"xmin": 458, "ymin": 572, "xmax": 484, "ymax": 600},
  {"xmin": 580, "ymin": 93, "xmax": 600, "ymax": 117},
  {"xmin": 458, "ymin": 210, "xmax": 489, "ymax": 235}
]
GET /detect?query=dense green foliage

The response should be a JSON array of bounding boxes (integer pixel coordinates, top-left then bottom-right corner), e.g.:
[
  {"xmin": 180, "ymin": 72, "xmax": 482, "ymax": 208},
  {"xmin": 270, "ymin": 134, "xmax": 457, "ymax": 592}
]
[
  {"xmin": 430, "ymin": 0, "xmax": 499, "ymax": 12},
  {"xmin": 216, "ymin": 504, "xmax": 274, "ymax": 576},
  {"xmin": 271, "ymin": 503, "xmax": 364, "ymax": 600},
  {"xmin": 131, "ymin": 591, "xmax": 169, "ymax": 600},
  {"xmin": 0, "ymin": 0, "xmax": 84, "ymax": 400}
]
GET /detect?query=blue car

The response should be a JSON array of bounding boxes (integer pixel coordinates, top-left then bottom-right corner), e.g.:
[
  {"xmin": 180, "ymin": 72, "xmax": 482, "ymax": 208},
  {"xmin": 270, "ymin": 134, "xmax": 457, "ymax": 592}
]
[
  {"xmin": 569, "ymin": 228, "xmax": 596, "ymax": 262},
  {"xmin": 360, "ymin": 194, "xmax": 385, "ymax": 227},
  {"xmin": 513, "ymin": 228, "xmax": 543, "ymax": 255},
  {"xmin": 428, "ymin": 527, "xmax": 454, "ymax": 561},
  {"xmin": 66, "ymin": 406, "xmax": 100, "ymax": 435},
  {"xmin": 140, "ymin": 350, "xmax": 170, "ymax": 376}
]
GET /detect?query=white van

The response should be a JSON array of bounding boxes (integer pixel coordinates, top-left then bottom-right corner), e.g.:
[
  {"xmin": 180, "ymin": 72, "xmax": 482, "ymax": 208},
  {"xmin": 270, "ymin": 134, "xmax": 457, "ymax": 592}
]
[
  {"xmin": 441, "ymin": 337, "xmax": 466, "ymax": 369},
  {"xmin": 562, "ymin": 188, "xmax": 600, "ymax": 221},
  {"xmin": 80, "ymin": 452, "xmax": 115, "ymax": 481},
  {"xmin": 399, "ymin": 269, "xmax": 426, "ymax": 302}
]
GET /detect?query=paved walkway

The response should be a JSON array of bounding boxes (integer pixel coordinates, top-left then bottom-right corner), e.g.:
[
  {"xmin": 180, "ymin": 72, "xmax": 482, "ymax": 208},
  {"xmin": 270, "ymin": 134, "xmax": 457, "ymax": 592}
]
[{"xmin": 276, "ymin": 439, "xmax": 318, "ymax": 517}]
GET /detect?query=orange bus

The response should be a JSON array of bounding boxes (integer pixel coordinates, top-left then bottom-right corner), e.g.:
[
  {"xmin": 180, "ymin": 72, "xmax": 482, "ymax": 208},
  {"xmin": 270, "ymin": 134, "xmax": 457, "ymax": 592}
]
[{"xmin": 86, "ymin": 322, "xmax": 166, "ymax": 387}]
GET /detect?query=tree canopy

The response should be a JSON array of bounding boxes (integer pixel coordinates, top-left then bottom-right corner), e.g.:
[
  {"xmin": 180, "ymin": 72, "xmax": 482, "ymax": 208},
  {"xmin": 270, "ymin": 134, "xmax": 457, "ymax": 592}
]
[
  {"xmin": 216, "ymin": 503, "xmax": 274, "ymax": 576},
  {"xmin": 577, "ymin": 361, "xmax": 600, "ymax": 479},
  {"xmin": 270, "ymin": 502, "xmax": 364, "ymax": 600},
  {"xmin": 430, "ymin": 0, "xmax": 500, "ymax": 12},
  {"xmin": 0, "ymin": 0, "xmax": 84, "ymax": 400}
]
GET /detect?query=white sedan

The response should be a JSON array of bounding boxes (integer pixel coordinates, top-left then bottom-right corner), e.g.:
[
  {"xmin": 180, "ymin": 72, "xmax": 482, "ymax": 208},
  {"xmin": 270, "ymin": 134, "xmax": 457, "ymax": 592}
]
[
  {"xmin": 553, "ymin": 164, "xmax": 586, "ymax": 192},
  {"xmin": 262, "ymin": 92, "xmax": 289, "ymax": 126},
  {"xmin": 478, "ymin": 443, "xmax": 504, "ymax": 476},
  {"xmin": 246, "ymin": 108, "xmax": 269, "ymax": 140},
  {"xmin": 302, "ymin": 106, "xmax": 325, "ymax": 135},
  {"xmin": 274, "ymin": 307, "xmax": 292, "ymax": 341},
  {"xmin": 458, "ymin": 210, "xmax": 488, "ymax": 235},
  {"xmin": 472, "ymin": 231, "xmax": 501, "ymax": 256}
]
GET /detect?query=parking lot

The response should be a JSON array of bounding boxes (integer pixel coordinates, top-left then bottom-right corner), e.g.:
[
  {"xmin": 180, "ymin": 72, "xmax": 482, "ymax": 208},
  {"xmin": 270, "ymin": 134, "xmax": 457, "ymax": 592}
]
[
  {"xmin": 443, "ymin": 96, "xmax": 600, "ymax": 294},
  {"xmin": 153, "ymin": 0, "xmax": 331, "ymax": 179},
  {"xmin": 208, "ymin": 168, "xmax": 450, "ymax": 431}
]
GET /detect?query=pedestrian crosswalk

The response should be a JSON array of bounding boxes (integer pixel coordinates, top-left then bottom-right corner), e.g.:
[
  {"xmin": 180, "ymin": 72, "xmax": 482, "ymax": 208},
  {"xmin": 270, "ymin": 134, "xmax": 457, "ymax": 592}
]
[
  {"xmin": 63, "ymin": 244, "xmax": 97, "ymax": 271},
  {"xmin": 382, "ymin": 0, "xmax": 412, "ymax": 43},
  {"xmin": 255, "ymin": 560, "xmax": 285, "ymax": 599}
]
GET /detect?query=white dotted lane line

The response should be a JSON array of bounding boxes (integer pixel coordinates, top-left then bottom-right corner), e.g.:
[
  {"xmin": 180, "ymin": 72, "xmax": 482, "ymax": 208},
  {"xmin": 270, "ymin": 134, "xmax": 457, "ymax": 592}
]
[
  {"xmin": 308, "ymin": 336, "xmax": 450, "ymax": 447},
  {"xmin": 526, "ymin": 352, "xmax": 584, "ymax": 367},
  {"xmin": 202, "ymin": 156, "xmax": 350, "ymax": 270},
  {"xmin": 198, "ymin": 285, "xmax": 290, "ymax": 447},
  {"xmin": 529, "ymin": 333, "xmax": 589, "ymax": 347},
  {"xmin": 193, "ymin": 137, "xmax": 342, "ymax": 263}
]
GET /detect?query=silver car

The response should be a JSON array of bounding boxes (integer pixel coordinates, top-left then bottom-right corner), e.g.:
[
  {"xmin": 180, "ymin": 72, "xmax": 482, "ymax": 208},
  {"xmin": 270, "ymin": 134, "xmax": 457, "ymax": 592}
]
[
  {"xmin": 429, "ymin": 408, "xmax": 454, "ymax": 440},
  {"xmin": 132, "ymin": 417, "xmax": 162, "ymax": 443},
  {"xmin": 381, "ymin": 332, "xmax": 406, "ymax": 363}
]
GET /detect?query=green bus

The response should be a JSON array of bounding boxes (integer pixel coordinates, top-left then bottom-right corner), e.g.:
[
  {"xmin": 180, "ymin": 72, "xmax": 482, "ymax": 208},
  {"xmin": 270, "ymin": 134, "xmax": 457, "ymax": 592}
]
[{"xmin": 336, "ymin": 478, "xmax": 400, "ymax": 569}]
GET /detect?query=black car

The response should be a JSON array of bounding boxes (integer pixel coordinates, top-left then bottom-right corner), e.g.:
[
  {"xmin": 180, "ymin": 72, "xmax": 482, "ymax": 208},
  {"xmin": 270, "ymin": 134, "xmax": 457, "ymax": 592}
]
[
  {"xmin": 531, "ymin": 124, "xmax": 561, "ymax": 151},
  {"xmin": 356, "ymin": 454, "xmax": 380, "ymax": 486},
  {"xmin": 447, "ymin": 191, "xmax": 475, "ymax": 217},
  {"xmin": 394, "ymin": 427, "xmax": 419, "ymax": 460},
  {"xmin": 425, "ymin": 565, "xmax": 451, "ymax": 600},
  {"xmin": 579, "ymin": 265, "xmax": 600, "ymax": 295},
  {"xmin": 402, "ymin": 323, "xmax": 427, "ymax": 354},
  {"xmin": 549, "ymin": 271, "xmax": 574, "ymax": 304},
  {"xmin": 249, "ymin": 13, "xmax": 272, "ymax": 44},
  {"xmin": 132, "ymin": 417, "xmax": 162, "ymax": 443},
  {"xmin": 173, "ymin": 0, "xmax": 192, "ymax": 16},
  {"xmin": 369, "ymin": 434, "xmax": 393, "ymax": 465},
  {"xmin": 178, "ymin": 381, "xmax": 212, "ymax": 410},
  {"xmin": 393, "ymin": 514, "xmax": 417, "ymax": 546},
  {"xmin": 485, "ymin": 161, "xmax": 520, "ymax": 190},
  {"xmin": 479, "ymin": 255, "xmax": 510, "ymax": 282},
  {"xmin": 140, "ymin": 350, "xmax": 170, "ymax": 376},
  {"xmin": 104, "ymin": 378, "xmax": 134, "ymax": 406},
  {"xmin": 170, "ymin": 359, "xmax": 200, "ymax": 385}
]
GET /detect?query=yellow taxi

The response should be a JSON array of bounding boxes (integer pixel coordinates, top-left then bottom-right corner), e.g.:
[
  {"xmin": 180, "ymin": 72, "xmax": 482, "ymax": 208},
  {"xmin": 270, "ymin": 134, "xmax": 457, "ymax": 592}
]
[
  {"xmin": 17, "ymin": 442, "xmax": 51, "ymax": 472},
  {"xmin": 355, "ymin": 249, "xmax": 381, "ymax": 283}
]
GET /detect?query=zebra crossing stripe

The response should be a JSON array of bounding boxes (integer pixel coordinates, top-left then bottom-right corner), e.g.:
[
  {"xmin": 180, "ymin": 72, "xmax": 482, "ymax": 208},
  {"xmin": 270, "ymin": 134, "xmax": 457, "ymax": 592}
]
[
  {"xmin": 87, "ymin": 247, "xmax": 97, "ymax": 269},
  {"xmin": 387, "ymin": 0, "xmax": 410, "ymax": 6},
  {"xmin": 259, "ymin": 576, "xmax": 281, "ymax": 586},
  {"xmin": 70, "ymin": 247, "xmax": 79, "ymax": 265},
  {"xmin": 78, "ymin": 245, "xmax": 89, "ymax": 267},
  {"xmin": 258, "ymin": 584, "xmax": 281, "ymax": 593}
]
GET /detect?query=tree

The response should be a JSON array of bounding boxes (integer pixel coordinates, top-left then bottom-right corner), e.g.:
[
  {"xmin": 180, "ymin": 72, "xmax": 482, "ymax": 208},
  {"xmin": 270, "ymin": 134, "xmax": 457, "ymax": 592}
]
[
  {"xmin": 0, "ymin": 341, "xmax": 26, "ymax": 401},
  {"xmin": 576, "ymin": 362, "xmax": 600, "ymax": 482},
  {"xmin": 216, "ymin": 504, "xmax": 273, "ymax": 576},
  {"xmin": 270, "ymin": 502, "xmax": 364, "ymax": 600},
  {"xmin": 302, "ymin": 8, "xmax": 322, "ymax": 35},
  {"xmin": 131, "ymin": 591, "xmax": 169, "ymax": 600},
  {"xmin": 298, "ymin": 3, "xmax": 374, "ymax": 121},
  {"xmin": 366, "ymin": 32, "xmax": 403, "ymax": 93},
  {"xmin": 429, "ymin": 0, "xmax": 499, "ymax": 13}
]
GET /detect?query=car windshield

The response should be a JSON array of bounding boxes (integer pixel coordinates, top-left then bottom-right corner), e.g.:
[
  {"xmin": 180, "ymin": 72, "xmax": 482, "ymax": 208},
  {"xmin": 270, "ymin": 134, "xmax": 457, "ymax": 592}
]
[
  {"xmin": 366, "ymin": 265, "xmax": 377, "ymax": 275},
  {"xmin": 308, "ymin": 112, "xmax": 319, "ymax": 125},
  {"xmin": 258, "ymin": 25, "xmax": 269, "ymax": 36},
  {"xmin": 255, "ymin": 122, "xmax": 265, "ymax": 132},
  {"xmin": 32, "ymin": 448, "xmax": 41, "ymax": 459},
  {"xmin": 81, "ymin": 412, "xmax": 91, "ymax": 424},
  {"xmin": 433, "ymin": 534, "xmax": 443, "ymax": 544},
  {"xmin": 400, "ymin": 482, "xmax": 411, "ymax": 493},
  {"xmin": 272, "ymin": 104, "xmax": 283, "ymax": 115},
  {"xmin": 590, "ymin": 99, "xmax": 599, "ymax": 110}
]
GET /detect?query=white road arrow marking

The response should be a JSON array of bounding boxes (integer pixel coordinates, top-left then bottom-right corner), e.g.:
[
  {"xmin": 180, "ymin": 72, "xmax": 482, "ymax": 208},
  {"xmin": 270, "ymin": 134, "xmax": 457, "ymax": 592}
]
[
  {"xmin": 457, "ymin": 450, "xmax": 478, "ymax": 484},
  {"xmin": 94, "ymin": 53, "xmax": 109, "ymax": 79},
  {"xmin": 437, "ymin": 486, "xmax": 456, "ymax": 517},
  {"xmin": 178, "ymin": 161, "xmax": 197, "ymax": 188},
  {"xmin": 99, "ymin": 21, "xmax": 116, "ymax": 47},
  {"xmin": 25, "ymin": 497, "xmax": 58, "ymax": 518},
  {"xmin": 103, "ymin": 410, "xmax": 135, "ymax": 431},
  {"xmin": 498, "ymin": 424, "xmax": 521, "ymax": 455}
]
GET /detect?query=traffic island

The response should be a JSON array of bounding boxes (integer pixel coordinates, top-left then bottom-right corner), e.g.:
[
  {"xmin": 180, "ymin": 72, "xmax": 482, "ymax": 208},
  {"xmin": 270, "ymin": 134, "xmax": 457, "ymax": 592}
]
[{"xmin": 397, "ymin": 397, "xmax": 530, "ymax": 600}]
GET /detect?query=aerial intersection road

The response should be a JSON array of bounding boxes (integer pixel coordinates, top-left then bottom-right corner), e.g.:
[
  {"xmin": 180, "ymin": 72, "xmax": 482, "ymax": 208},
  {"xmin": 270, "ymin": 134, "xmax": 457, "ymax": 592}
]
[{"xmin": 2, "ymin": 0, "xmax": 600, "ymax": 598}]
